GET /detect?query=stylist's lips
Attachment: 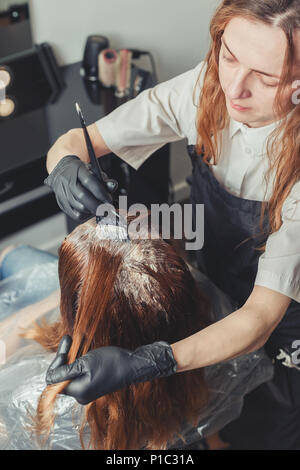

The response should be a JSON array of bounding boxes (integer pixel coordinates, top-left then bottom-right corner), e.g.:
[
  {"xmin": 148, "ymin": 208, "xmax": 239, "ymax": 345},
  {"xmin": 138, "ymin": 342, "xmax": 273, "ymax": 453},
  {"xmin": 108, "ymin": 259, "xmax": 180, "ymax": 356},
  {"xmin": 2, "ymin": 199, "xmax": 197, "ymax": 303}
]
[{"xmin": 230, "ymin": 100, "xmax": 249, "ymax": 112}]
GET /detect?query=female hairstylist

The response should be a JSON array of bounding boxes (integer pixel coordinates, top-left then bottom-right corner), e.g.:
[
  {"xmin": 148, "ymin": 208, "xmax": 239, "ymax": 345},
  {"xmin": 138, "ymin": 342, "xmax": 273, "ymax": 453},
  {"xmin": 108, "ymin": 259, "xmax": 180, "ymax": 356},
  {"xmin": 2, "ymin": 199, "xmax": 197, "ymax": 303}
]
[{"xmin": 44, "ymin": 1, "xmax": 300, "ymax": 450}]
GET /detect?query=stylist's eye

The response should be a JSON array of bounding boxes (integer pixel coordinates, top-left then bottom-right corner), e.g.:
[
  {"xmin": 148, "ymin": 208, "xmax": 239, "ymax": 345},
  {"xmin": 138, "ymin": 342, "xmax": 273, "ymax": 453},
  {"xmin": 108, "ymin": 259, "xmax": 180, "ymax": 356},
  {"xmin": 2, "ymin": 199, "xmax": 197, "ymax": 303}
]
[{"xmin": 261, "ymin": 80, "xmax": 279, "ymax": 88}]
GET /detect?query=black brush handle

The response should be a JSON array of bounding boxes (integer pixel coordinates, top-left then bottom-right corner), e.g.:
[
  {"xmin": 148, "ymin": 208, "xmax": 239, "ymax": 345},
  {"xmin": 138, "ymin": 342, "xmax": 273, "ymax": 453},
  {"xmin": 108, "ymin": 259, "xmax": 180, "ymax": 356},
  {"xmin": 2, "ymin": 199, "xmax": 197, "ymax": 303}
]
[{"xmin": 77, "ymin": 105, "xmax": 116, "ymax": 186}]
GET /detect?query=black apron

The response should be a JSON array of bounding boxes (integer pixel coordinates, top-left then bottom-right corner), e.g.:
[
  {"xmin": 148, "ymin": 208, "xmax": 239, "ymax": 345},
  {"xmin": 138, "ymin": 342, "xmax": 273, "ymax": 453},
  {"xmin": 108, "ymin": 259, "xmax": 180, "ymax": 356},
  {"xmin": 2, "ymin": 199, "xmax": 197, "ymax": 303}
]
[{"xmin": 187, "ymin": 144, "xmax": 300, "ymax": 450}]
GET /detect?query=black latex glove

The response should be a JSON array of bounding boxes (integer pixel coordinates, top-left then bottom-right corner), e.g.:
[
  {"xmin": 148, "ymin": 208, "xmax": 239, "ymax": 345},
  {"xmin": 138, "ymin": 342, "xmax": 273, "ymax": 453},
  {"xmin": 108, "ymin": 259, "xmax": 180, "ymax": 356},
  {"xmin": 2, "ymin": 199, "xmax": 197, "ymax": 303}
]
[
  {"xmin": 46, "ymin": 336, "xmax": 177, "ymax": 405},
  {"xmin": 44, "ymin": 155, "xmax": 118, "ymax": 221}
]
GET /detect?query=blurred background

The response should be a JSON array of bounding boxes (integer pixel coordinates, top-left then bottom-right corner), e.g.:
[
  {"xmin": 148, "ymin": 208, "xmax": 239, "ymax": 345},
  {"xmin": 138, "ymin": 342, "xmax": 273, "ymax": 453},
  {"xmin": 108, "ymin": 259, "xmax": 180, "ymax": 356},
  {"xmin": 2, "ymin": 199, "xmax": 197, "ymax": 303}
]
[{"xmin": 0, "ymin": 0, "xmax": 219, "ymax": 255}]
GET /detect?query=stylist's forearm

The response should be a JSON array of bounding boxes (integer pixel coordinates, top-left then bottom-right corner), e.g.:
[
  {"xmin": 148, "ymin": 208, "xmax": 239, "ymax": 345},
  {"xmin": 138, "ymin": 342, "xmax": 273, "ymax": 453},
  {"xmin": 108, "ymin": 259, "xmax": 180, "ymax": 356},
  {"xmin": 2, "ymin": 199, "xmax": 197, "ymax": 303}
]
[
  {"xmin": 46, "ymin": 123, "xmax": 111, "ymax": 174},
  {"xmin": 171, "ymin": 305, "xmax": 272, "ymax": 372}
]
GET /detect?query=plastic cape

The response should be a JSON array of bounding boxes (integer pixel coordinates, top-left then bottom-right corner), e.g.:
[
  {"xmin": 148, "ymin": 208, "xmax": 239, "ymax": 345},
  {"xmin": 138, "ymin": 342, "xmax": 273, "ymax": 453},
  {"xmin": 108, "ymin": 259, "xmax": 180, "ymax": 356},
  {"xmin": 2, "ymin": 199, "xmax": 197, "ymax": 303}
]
[
  {"xmin": 169, "ymin": 263, "xmax": 274, "ymax": 449},
  {"xmin": 0, "ymin": 260, "xmax": 59, "ymax": 321},
  {"xmin": 0, "ymin": 264, "xmax": 274, "ymax": 450}
]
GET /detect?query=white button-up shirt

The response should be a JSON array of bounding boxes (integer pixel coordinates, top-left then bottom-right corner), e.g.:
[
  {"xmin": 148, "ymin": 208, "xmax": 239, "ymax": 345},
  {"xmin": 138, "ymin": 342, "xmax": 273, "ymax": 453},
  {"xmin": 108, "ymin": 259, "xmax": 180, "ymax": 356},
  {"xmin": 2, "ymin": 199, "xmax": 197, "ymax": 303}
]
[{"xmin": 96, "ymin": 61, "xmax": 300, "ymax": 304}]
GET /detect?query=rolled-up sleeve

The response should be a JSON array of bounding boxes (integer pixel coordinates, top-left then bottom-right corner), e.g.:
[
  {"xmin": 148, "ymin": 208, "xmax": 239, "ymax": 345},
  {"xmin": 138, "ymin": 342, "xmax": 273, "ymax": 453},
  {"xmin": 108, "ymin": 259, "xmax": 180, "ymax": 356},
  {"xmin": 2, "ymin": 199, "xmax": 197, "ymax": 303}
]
[
  {"xmin": 255, "ymin": 181, "xmax": 300, "ymax": 302},
  {"xmin": 95, "ymin": 61, "xmax": 206, "ymax": 170}
]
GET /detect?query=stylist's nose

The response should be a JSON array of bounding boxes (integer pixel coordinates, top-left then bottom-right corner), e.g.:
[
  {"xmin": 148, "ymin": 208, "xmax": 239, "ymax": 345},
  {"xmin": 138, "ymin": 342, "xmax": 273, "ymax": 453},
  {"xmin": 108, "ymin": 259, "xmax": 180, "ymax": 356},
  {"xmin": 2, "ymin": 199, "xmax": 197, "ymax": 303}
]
[{"xmin": 226, "ymin": 70, "xmax": 251, "ymax": 102}]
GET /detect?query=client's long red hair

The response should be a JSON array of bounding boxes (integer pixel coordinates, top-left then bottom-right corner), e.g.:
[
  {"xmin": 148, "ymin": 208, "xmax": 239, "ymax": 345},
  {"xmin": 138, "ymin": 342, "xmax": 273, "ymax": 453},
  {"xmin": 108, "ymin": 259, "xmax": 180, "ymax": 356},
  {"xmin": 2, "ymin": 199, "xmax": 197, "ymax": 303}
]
[{"xmin": 25, "ymin": 216, "xmax": 211, "ymax": 450}]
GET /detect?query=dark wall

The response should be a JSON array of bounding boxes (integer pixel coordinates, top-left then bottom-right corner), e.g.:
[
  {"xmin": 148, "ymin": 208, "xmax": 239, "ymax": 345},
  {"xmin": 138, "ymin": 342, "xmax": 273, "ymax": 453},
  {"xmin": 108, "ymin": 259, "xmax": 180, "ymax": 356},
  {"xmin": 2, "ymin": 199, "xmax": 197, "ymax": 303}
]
[{"xmin": 0, "ymin": 3, "xmax": 32, "ymax": 58}]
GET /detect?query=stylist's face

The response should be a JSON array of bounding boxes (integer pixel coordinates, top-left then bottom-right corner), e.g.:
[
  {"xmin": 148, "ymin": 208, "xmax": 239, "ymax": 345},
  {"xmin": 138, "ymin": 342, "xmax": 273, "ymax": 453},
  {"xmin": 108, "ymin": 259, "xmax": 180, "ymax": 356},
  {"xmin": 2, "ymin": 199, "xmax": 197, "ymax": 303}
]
[{"xmin": 218, "ymin": 16, "xmax": 300, "ymax": 128}]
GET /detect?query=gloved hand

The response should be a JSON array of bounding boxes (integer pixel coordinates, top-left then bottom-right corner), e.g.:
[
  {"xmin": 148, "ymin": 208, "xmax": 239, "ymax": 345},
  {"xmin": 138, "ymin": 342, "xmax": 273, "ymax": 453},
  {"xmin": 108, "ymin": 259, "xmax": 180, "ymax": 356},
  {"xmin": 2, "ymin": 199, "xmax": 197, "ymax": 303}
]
[
  {"xmin": 46, "ymin": 335, "xmax": 177, "ymax": 405},
  {"xmin": 44, "ymin": 155, "xmax": 118, "ymax": 221}
]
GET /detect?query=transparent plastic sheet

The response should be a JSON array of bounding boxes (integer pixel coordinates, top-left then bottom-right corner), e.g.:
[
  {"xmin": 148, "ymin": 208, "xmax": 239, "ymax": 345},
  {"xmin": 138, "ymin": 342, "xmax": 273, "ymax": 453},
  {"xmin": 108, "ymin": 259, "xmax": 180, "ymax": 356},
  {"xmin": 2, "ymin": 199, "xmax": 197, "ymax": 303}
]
[
  {"xmin": 0, "ymin": 307, "xmax": 84, "ymax": 450},
  {"xmin": 168, "ymin": 264, "xmax": 274, "ymax": 449},
  {"xmin": 0, "ymin": 262, "xmax": 274, "ymax": 450},
  {"xmin": 0, "ymin": 255, "xmax": 59, "ymax": 321},
  {"xmin": 0, "ymin": 247, "xmax": 60, "ymax": 359},
  {"xmin": 169, "ymin": 351, "xmax": 273, "ymax": 449}
]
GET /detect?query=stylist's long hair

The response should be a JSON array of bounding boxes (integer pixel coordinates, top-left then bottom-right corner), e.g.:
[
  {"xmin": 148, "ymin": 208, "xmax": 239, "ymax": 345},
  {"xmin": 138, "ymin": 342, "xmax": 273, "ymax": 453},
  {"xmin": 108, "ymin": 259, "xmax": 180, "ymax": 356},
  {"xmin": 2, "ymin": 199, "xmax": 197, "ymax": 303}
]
[
  {"xmin": 196, "ymin": 0, "xmax": 300, "ymax": 249},
  {"xmin": 26, "ymin": 217, "xmax": 211, "ymax": 450}
]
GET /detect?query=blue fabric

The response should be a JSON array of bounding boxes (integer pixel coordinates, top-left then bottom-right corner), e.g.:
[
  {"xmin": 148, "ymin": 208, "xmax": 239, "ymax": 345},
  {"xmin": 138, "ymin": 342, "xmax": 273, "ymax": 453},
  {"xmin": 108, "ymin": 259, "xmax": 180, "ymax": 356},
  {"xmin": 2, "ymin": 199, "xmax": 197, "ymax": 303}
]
[{"xmin": 0, "ymin": 245, "xmax": 59, "ymax": 321}]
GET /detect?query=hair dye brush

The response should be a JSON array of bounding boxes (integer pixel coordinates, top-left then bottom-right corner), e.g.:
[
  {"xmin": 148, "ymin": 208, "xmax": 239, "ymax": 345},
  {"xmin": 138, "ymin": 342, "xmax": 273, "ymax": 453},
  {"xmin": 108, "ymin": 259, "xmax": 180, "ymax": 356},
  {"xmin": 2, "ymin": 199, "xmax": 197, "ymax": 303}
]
[{"xmin": 75, "ymin": 102, "xmax": 130, "ymax": 241}]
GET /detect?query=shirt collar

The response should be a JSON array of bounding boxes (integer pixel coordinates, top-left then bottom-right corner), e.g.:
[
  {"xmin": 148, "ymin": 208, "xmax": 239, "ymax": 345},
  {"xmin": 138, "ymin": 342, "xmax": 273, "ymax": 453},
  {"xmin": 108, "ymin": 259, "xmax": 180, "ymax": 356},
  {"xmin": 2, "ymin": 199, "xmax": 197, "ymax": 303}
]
[{"xmin": 229, "ymin": 117, "xmax": 279, "ymax": 139}]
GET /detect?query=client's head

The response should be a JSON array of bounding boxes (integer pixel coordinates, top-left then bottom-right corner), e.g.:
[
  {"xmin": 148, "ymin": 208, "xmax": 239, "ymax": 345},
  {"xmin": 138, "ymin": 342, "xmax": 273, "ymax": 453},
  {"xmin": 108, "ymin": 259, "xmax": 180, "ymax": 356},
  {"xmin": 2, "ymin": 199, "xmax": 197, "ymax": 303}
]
[{"xmin": 28, "ymin": 215, "xmax": 211, "ymax": 450}]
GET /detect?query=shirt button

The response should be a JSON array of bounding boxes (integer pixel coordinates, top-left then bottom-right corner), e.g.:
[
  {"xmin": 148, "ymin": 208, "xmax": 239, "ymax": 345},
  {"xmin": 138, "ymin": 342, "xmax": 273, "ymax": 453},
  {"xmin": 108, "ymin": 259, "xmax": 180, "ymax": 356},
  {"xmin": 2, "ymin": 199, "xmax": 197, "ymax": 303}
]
[{"xmin": 245, "ymin": 147, "xmax": 253, "ymax": 155}]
